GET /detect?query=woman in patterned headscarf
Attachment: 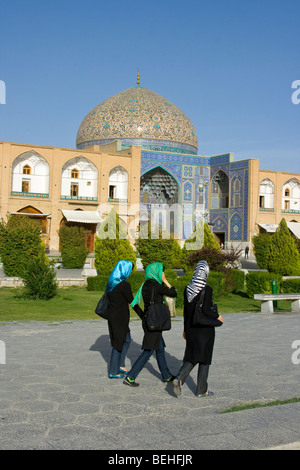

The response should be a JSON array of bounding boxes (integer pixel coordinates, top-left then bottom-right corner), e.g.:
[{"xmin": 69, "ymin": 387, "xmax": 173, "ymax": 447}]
[
  {"xmin": 106, "ymin": 260, "xmax": 143, "ymax": 379},
  {"xmin": 173, "ymin": 260, "xmax": 224, "ymax": 398}
]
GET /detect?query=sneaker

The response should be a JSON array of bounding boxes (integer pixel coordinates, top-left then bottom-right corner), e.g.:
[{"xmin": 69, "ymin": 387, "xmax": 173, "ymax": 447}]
[
  {"xmin": 123, "ymin": 376, "xmax": 139, "ymax": 387},
  {"xmin": 108, "ymin": 373, "xmax": 125, "ymax": 379},
  {"xmin": 173, "ymin": 378, "xmax": 182, "ymax": 397},
  {"xmin": 163, "ymin": 375, "xmax": 176, "ymax": 383},
  {"xmin": 197, "ymin": 391, "xmax": 214, "ymax": 397}
]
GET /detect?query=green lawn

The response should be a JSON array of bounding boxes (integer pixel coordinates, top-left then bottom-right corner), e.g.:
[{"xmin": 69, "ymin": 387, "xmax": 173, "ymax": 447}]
[{"xmin": 0, "ymin": 286, "xmax": 293, "ymax": 322}]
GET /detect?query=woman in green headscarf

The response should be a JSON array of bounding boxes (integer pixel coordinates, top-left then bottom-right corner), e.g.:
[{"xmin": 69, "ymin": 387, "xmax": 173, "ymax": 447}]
[{"xmin": 123, "ymin": 262, "xmax": 177, "ymax": 387}]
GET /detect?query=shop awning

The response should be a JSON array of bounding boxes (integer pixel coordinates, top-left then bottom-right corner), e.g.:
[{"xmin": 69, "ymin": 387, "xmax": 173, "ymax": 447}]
[
  {"xmin": 258, "ymin": 223, "xmax": 278, "ymax": 233},
  {"xmin": 287, "ymin": 222, "xmax": 300, "ymax": 239},
  {"xmin": 258, "ymin": 222, "xmax": 300, "ymax": 238},
  {"xmin": 61, "ymin": 210, "xmax": 102, "ymax": 224},
  {"xmin": 10, "ymin": 212, "xmax": 51, "ymax": 217}
]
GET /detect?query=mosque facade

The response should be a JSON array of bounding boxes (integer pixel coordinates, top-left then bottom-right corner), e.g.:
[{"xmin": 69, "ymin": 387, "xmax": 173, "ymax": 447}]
[{"xmin": 0, "ymin": 77, "xmax": 299, "ymax": 253}]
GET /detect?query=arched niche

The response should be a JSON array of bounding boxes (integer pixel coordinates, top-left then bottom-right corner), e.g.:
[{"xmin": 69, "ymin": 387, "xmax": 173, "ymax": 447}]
[
  {"xmin": 11, "ymin": 151, "xmax": 49, "ymax": 195},
  {"xmin": 61, "ymin": 156, "xmax": 98, "ymax": 200},
  {"xmin": 108, "ymin": 166, "xmax": 128, "ymax": 201},
  {"xmin": 211, "ymin": 170, "xmax": 229, "ymax": 209}
]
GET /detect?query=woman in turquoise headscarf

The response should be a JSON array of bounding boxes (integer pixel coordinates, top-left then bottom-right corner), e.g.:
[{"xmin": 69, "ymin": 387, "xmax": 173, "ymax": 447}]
[
  {"xmin": 123, "ymin": 262, "xmax": 177, "ymax": 387},
  {"xmin": 106, "ymin": 260, "xmax": 142, "ymax": 379}
]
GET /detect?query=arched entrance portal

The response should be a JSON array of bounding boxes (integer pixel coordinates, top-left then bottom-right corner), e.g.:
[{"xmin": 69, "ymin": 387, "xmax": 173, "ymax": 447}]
[
  {"xmin": 140, "ymin": 167, "xmax": 179, "ymax": 236},
  {"xmin": 16, "ymin": 206, "xmax": 50, "ymax": 249}
]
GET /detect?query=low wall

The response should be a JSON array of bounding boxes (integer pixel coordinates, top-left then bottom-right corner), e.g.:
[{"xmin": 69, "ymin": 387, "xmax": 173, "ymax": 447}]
[{"xmin": 0, "ymin": 277, "xmax": 87, "ymax": 287}]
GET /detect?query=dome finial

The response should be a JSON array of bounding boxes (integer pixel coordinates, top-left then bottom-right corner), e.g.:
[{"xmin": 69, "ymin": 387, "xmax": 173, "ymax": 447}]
[{"xmin": 137, "ymin": 68, "xmax": 140, "ymax": 85}]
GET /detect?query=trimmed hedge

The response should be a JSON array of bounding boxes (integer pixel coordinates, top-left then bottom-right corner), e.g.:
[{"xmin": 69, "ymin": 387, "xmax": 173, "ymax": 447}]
[
  {"xmin": 246, "ymin": 271, "xmax": 282, "ymax": 299},
  {"xmin": 87, "ymin": 269, "xmax": 246, "ymax": 310},
  {"xmin": 87, "ymin": 271, "xmax": 146, "ymax": 293},
  {"xmin": 226, "ymin": 269, "xmax": 245, "ymax": 294},
  {"xmin": 59, "ymin": 225, "xmax": 89, "ymax": 269},
  {"xmin": 282, "ymin": 278, "xmax": 300, "ymax": 293}
]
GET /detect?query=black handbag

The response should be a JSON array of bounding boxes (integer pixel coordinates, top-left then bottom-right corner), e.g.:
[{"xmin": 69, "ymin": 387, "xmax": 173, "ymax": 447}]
[
  {"xmin": 145, "ymin": 287, "xmax": 171, "ymax": 332},
  {"xmin": 192, "ymin": 287, "xmax": 222, "ymax": 327},
  {"xmin": 95, "ymin": 290, "xmax": 110, "ymax": 319}
]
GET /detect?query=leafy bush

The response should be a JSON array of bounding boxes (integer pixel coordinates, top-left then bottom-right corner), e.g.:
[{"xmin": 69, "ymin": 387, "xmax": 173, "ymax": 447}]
[
  {"xmin": 58, "ymin": 225, "xmax": 90, "ymax": 269},
  {"xmin": 21, "ymin": 258, "xmax": 58, "ymax": 300},
  {"xmin": 94, "ymin": 209, "xmax": 136, "ymax": 274},
  {"xmin": 0, "ymin": 214, "xmax": 46, "ymax": 277},
  {"xmin": 184, "ymin": 246, "xmax": 225, "ymax": 273},
  {"xmin": 182, "ymin": 244, "xmax": 242, "ymax": 275},
  {"xmin": 246, "ymin": 271, "xmax": 282, "ymax": 299}
]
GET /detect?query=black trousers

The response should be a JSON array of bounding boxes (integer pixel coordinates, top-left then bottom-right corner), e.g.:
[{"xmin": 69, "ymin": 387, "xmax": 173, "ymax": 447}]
[{"xmin": 177, "ymin": 361, "xmax": 210, "ymax": 395}]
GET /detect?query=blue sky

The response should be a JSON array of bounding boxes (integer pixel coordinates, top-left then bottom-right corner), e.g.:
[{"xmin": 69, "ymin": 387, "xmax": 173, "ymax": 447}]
[{"xmin": 0, "ymin": 0, "xmax": 299, "ymax": 173}]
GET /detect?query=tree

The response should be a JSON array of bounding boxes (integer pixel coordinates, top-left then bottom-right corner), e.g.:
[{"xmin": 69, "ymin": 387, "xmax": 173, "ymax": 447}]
[
  {"xmin": 0, "ymin": 214, "xmax": 46, "ymax": 277},
  {"xmin": 266, "ymin": 218, "xmax": 300, "ymax": 275},
  {"xmin": 94, "ymin": 208, "xmax": 136, "ymax": 274},
  {"xmin": 252, "ymin": 232, "xmax": 272, "ymax": 269}
]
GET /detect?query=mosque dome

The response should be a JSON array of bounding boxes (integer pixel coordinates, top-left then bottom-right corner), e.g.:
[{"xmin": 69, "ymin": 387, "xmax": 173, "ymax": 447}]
[{"xmin": 76, "ymin": 78, "xmax": 198, "ymax": 155}]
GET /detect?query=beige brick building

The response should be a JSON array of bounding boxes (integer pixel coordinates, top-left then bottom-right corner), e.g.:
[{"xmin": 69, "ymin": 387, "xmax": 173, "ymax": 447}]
[{"xmin": 0, "ymin": 80, "xmax": 299, "ymax": 253}]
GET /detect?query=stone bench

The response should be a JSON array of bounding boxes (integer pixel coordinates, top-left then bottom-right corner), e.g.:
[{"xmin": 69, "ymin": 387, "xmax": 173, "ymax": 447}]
[{"xmin": 254, "ymin": 293, "xmax": 300, "ymax": 313}]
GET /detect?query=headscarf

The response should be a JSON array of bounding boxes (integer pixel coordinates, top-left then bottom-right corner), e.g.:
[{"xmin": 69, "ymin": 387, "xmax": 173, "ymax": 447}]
[
  {"xmin": 186, "ymin": 260, "xmax": 209, "ymax": 303},
  {"xmin": 130, "ymin": 262, "xmax": 163, "ymax": 308},
  {"xmin": 106, "ymin": 260, "xmax": 134, "ymax": 293}
]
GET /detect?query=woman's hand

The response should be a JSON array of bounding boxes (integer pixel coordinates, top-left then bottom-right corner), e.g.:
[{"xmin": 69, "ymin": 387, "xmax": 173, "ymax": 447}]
[
  {"xmin": 162, "ymin": 271, "xmax": 171, "ymax": 288},
  {"xmin": 218, "ymin": 315, "xmax": 225, "ymax": 323}
]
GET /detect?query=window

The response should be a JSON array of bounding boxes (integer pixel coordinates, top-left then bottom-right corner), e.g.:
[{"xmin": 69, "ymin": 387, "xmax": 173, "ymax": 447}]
[
  {"xmin": 285, "ymin": 200, "xmax": 290, "ymax": 210},
  {"xmin": 70, "ymin": 183, "xmax": 79, "ymax": 197},
  {"xmin": 71, "ymin": 168, "xmax": 79, "ymax": 178},
  {"xmin": 22, "ymin": 180, "xmax": 30, "ymax": 192},
  {"xmin": 109, "ymin": 166, "xmax": 128, "ymax": 201},
  {"xmin": 259, "ymin": 179, "xmax": 274, "ymax": 210},
  {"xmin": 23, "ymin": 165, "xmax": 31, "ymax": 175},
  {"xmin": 109, "ymin": 185, "xmax": 116, "ymax": 199},
  {"xmin": 285, "ymin": 188, "xmax": 290, "ymax": 197}
]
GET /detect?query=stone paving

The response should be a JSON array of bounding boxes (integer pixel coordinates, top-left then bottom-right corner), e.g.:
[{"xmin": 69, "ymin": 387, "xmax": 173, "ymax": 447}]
[{"xmin": 0, "ymin": 312, "xmax": 300, "ymax": 450}]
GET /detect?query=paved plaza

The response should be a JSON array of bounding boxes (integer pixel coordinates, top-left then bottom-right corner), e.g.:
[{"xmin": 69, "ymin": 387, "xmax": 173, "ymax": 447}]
[{"xmin": 0, "ymin": 311, "xmax": 300, "ymax": 450}]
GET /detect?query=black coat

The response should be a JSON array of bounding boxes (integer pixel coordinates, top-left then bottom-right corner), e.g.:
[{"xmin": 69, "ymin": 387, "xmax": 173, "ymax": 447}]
[
  {"xmin": 141, "ymin": 279, "xmax": 177, "ymax": 350},
  {"xmin": 183, "ymin": 285, "xmax": 222, "ymax": 365},
  {"xmin": 107, "ymin": 280, "xmax": 134, "ymax": 352}
]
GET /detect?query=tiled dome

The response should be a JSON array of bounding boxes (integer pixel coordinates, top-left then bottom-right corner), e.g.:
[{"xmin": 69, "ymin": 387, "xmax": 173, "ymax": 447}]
[{"xmin": 76, "ymin": 84, "xmax": 198, "ymax": 155}]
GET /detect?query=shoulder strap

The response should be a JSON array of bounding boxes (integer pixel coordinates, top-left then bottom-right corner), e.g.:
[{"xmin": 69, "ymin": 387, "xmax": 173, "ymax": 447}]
[{"xmin": 198, "ymin": 287, "xmax": 206, "ymax": 309}]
